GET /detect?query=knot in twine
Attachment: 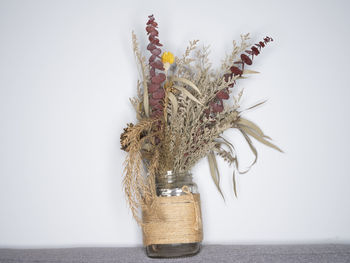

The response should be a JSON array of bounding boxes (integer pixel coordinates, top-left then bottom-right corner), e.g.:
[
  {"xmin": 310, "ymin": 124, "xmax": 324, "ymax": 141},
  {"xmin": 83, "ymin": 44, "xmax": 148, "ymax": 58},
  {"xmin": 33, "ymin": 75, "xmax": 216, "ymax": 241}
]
[{"xmin": 181, "ymin": 185, "xmax": 202, "ymax": 231}]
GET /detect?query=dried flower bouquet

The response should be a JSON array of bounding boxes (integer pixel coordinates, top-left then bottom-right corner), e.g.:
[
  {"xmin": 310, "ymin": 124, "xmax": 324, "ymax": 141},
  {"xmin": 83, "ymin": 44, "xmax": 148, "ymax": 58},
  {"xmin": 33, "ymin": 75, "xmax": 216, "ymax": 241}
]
[{"xmin": 120, "ymin": 15, "xmax": 282, "ymax": 223}]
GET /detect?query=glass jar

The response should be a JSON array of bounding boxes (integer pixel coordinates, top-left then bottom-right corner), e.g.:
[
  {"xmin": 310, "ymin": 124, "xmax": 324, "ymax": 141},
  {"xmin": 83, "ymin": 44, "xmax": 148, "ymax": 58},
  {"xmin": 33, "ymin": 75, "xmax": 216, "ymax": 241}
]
[{"xmin": 145, "ymin": 170, "xmax": 202, "ymax": 258}]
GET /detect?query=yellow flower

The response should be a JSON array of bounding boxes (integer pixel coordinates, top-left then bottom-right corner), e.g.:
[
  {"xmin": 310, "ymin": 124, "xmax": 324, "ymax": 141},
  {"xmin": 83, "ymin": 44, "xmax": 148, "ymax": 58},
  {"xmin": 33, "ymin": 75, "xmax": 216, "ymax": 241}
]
[{"xmin": 161, "ymin": 52, "xmax": 175, "ymax": 64}]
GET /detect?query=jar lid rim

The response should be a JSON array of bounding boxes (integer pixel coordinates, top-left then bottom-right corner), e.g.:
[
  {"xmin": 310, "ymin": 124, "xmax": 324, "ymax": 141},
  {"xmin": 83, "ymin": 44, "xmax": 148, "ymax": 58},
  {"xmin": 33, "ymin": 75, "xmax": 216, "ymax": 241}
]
[{"xmin": 157, "ymin": 170, "xmax": 192, "ymax": 178}]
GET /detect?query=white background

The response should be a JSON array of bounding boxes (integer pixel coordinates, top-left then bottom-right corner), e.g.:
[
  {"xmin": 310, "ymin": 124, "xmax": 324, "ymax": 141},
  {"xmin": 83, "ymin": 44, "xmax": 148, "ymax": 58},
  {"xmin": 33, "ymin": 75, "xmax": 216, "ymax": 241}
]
[{"xmin": 1, "ymin": 0, "xmax": 350, "ymax": 247}]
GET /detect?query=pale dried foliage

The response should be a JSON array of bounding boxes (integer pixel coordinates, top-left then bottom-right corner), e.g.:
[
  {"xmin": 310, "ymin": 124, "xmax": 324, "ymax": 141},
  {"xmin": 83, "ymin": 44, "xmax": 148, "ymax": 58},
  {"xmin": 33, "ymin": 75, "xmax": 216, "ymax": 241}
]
[
  {"xmin": 121, "ymin": 33, "xmax": 281, "ymax": 223},
  {"xmin": 220, "ymin": 33, "xmax": 251, "ymax": 72}
]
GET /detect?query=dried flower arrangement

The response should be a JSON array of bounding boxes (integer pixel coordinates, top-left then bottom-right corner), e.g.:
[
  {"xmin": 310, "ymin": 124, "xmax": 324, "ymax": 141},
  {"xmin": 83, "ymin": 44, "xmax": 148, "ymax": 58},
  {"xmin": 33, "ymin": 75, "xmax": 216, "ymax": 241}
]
[{"xmin": 120, "ymin": 14, "xmax": 282, "ymax": 224}]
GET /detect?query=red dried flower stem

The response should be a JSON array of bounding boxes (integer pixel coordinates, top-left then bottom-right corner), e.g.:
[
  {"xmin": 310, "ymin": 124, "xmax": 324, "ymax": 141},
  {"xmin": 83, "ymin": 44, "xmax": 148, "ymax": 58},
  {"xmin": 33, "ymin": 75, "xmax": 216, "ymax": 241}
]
[
  {"xmin": 185, "ymin": 37, "xmax": 273, "ymax": 164},
  {"xmin": 205, "ymin": 36, "xmax": 274, "ymax": 117},
  {"xmin": 183, "ymin": 37, "xmax": 274, "ymax": 164},
  {"xmin": 146, "ymin": 15, "xmax": 166, "ymax": 118}
]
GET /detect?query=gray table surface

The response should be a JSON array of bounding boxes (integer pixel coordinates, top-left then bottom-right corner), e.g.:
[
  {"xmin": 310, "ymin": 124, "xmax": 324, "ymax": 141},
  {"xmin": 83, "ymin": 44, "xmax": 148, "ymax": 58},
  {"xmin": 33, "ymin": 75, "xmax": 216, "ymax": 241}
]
[{"xmin": 1, "ymin": 244, "xmax": 350, "ymax": 263}]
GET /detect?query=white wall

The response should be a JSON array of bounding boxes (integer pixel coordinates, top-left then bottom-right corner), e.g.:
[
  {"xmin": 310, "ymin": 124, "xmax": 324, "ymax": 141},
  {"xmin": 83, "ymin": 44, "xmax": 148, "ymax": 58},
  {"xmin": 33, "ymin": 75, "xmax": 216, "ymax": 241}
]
[{"xmin": 1, "ymin": 0, "xmax": 350, "ymax": 247}]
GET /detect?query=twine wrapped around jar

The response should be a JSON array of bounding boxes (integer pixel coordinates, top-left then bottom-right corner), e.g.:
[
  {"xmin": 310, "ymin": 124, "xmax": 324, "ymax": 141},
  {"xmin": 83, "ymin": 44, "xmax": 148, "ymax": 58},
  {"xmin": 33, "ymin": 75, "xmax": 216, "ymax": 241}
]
[{"xmin": 141, "ymin": 186, "xmax": 203, "ymax": 246}]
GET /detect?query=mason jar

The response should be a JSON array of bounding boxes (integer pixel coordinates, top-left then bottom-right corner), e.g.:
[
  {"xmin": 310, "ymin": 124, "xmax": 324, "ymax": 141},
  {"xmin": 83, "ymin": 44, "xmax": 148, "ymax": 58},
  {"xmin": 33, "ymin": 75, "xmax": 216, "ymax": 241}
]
[{"xmin": 144, "ymin": 170, "xmax": 202, "ymax": 258}]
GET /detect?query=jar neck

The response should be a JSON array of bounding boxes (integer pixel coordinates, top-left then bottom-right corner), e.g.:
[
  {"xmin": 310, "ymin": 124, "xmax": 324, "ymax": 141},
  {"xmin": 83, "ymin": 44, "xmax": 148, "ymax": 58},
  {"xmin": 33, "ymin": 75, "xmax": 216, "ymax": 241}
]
[{"xmin": 156, "ymin": 170, "xmax": 193, "ymax": 190}]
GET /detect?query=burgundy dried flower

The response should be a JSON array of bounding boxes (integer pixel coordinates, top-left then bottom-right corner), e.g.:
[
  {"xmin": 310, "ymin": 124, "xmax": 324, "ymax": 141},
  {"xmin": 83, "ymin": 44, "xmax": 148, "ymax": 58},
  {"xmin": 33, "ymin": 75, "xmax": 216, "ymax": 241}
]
[
  {"xmin": 216, "ymin": 90, "xmax": 229, "ymax": 100},
  {"xmin": 230, "ymin": 66, "xmax": 243, "ymax": 76},
  {"xmin": 205, "ymin": 36, "xmax": 273, "ymax": 118},
  {"xmin": 146, "ymin": 15, "xmax": 166, "ymax": 118},
  {"xmin": 241, "ymin": 54, "xmax": 252, "ymax": 65}
]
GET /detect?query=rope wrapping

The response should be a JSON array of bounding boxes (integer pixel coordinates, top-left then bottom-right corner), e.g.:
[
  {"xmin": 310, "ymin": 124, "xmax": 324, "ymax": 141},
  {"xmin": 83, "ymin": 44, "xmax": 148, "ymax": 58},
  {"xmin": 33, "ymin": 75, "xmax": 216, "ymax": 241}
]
[{"xmin": 141, "ymin": 186, "xmax": 203, "ymax": 246}]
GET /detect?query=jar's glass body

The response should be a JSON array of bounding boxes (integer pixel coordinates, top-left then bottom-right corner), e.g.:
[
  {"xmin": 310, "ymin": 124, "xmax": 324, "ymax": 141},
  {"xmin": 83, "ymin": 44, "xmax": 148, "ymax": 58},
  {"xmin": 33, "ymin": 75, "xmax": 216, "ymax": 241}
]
[{"xmin": 145, "ymin": 171, "xmax": 201, "ymax": 258}]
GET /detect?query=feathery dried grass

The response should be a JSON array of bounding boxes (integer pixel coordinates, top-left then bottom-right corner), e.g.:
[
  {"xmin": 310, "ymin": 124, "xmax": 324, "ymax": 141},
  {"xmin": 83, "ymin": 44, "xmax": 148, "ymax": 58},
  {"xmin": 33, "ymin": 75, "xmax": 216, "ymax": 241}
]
[{"xmin": 121, "ymin": 32, "xmax": 280, "ymax": 223}]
